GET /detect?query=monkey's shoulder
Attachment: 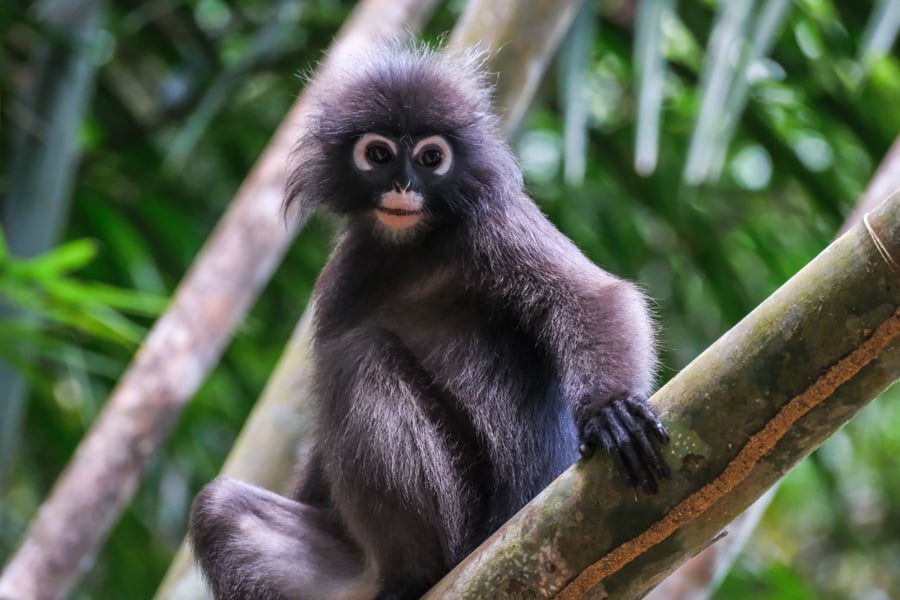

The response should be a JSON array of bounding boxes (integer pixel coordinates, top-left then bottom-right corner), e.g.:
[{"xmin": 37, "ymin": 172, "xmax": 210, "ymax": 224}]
[{"xmin": 471, "ymin": 196, "xmax": 628, "ymax": 295}]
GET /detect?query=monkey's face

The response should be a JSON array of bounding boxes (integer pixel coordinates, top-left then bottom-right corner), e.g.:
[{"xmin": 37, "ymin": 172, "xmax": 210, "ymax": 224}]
[
  {"xmin": 285, "ymin": 47, "xmax": 524, "ymax": 238},
  {"xmin": 349, "ymin": 132, "xmax": 454, "ymax": 235}
]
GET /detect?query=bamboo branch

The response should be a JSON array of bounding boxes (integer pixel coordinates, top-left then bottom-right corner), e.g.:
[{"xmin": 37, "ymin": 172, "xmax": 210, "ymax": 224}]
[
  {"xmin": 0, "ymin": 2, "xmax": 439, "ymax": 599},
  {"xmin": 425, "ymin": 192, "xmax": 900, "ymax": 598},
  {"xmin": 645, "ymin": 132, "xmax": 900, "ymax": 600},
  {"xmin": 840, "ymin": 136, "xmax": 900, "ymax": 234}
]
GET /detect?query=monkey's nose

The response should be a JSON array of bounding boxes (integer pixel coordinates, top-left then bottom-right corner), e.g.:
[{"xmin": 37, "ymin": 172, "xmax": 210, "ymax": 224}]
[{"xmin": 392, "ymin": 180, "xmax": 412, "ymax": 193}]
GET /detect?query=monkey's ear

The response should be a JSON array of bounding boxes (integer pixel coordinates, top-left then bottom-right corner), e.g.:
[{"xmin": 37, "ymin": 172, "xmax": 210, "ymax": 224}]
[
  {"xmin": 282, "ymin": 130, "xmax": 325, "ymax": 227},
  {"xmin": 282, "ymin": 170, "xmax": 308, "ymax": 226},
  {"xmin": 281, "ymin": 190, "xmax": 312, "ymax": 227},
  {"xmin": 282, "ymin": 172, "xmax": 306, "ymax": 225}
]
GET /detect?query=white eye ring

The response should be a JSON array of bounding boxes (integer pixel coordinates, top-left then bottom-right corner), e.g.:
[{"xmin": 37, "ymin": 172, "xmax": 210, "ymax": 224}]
[
  {"xmin": 353, "ymin": 134, "xmax": 397, "ymax": 171},
  {"xmin": 412, "ymin": 135, "xmax": 453, "ymax": 176}
]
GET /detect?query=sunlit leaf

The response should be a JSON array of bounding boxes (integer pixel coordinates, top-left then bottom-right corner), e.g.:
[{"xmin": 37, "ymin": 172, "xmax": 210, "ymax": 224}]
[
  {"xmin": 12, "ymin": 239, "xmax": 99, "ymax": 279},
  {"xmin": 45, "ymin": 279, "xmax": 167, "ymax": 315}
]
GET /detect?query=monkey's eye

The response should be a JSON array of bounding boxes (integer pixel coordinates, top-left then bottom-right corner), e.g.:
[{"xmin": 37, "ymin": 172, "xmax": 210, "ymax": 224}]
[
  {"xmin": 417, "ymin": 147, "xmax": 443, "ymax": 168},
  {"xmin": 412, "ymin": 135, "xmax": 453, "ymax": 176},
  {"xmin": 365, "ymin": 143, "xmax": 394, "ymax": 165},
  {"xmin": 353, "ymin": 134, "xmax": 398, "ymax": 171}
]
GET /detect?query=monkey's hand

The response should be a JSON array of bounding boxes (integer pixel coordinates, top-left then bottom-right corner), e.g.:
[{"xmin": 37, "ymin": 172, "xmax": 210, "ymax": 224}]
[{"xmin": 576, "ymin": 395, "xmax": 670, "ymax": 494}]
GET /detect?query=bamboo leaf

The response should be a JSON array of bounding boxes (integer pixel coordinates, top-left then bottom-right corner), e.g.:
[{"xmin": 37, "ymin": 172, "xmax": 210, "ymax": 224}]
[
  {"xmin": 558, "ymin": 1, "xmax": 596, "ymax": 186},
  {"xmin": 12, "ymin": 239, "xmax": 99, "ymax": 279},
  {"xmin": 683, "ymin": 0, "xmax": 753, "ymax": 184},
  {"xmin": 857, "ymin": 0, "xmax": 900, "ymax": 75},
  {"xmin": 707, "ymin": 0, "xmax": 792, "ymax": 180},
  {"xmin": 47, "ymin": 280, "xmax": 168, "ymax": 315},
  {"xmin": 634, "ymin": 0, "xmax": 674, "ymax": 175},
  {"xmin": 0, "ymin": 320, "xmax": 125, "ymax": 378}
]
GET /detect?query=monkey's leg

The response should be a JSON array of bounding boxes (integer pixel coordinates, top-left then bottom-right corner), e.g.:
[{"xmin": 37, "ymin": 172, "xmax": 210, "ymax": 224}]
[
  {"xmin": 318, "ymin": 327, "xmax": 481, "ymax": 598},
  {"xmin": 190, "ymin": 477, "xmax": 377, "ymax": 600}
]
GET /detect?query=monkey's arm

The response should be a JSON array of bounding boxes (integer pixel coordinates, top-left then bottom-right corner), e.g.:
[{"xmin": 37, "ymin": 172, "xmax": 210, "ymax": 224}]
[
  {"xmin": 553, "ymin": 277, "xmax": 671, "ymax": 494},
  {"xmin": 482, "ymin": 200, "xmax": 670, "ymax": 493}
]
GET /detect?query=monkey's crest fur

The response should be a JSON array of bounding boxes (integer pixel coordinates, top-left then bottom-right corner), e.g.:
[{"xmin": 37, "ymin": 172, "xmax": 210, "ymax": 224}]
[
  {"xmin": 285, "ymin": 43, "xmax": 521, "ymax": 228},
  {"xmin": 190, "ymin": 42, "xmax": 669, "ymax": 600}
]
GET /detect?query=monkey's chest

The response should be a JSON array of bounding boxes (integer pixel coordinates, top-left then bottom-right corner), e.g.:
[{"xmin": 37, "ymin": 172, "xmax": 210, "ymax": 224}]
[{"xmin": 374, "ymin": 292, "xmax": 553, "ymax": 410}]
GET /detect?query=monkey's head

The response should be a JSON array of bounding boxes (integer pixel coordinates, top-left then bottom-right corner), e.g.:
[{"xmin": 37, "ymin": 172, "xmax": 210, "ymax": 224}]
[{"xmin": 285, "ymin": 43, "xmax": 522, "ymax": 242}]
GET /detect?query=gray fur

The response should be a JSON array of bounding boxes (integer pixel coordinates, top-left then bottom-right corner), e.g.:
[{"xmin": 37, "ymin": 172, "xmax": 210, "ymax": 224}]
[{"xmin": 190, "ymin": 43, "xmax": 668, "ymax": 600}]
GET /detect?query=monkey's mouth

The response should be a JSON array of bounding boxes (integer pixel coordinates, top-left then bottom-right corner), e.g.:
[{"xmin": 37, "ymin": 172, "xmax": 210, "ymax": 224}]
[
  {"xmin": 375, "ymin": 191, "xmax": 425, "ymax": 230},
  {"xmin": 376, "ymin": 207, "xmax": 424, "ymax": 217}
]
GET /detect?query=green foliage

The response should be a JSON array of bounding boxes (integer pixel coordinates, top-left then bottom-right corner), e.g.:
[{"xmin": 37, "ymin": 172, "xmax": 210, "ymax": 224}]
[
  {"xmin": 1, "ymin": 0, "xmax": 898, "ymax": 598},
  {"xmin": 0, "ymin": 234, "xmax": 167, "ymax": 350}
]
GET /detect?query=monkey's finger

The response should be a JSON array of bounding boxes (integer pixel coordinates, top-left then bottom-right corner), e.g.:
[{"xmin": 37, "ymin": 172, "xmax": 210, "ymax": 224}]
[
  {"xmin": 615, "ymin": 401, "xmax": 670, "ymax": 482},
  {"xmin": 604, "ymin": 406, "xmax": 654, "ymax": 492},
  {"xmin": 577, "ymin": 417, "xmax": 601, "ymax": 459},
  {"xmin": 626, "ymin": 397, "xmax": 670, "ymax": 444},
  {"xmin": 637, "ymin": 434, "xmax": 670, "ymax": 481},
  {"xmin": 613, "ymin": 402, "xmax": 657, "ymax": 494},
  {"xmin": 620, "ymin": 440, "xmax": 656, "ymax": 495},
  {"xmin": 596, "ymin": 411, "xmax": 636, "ymax": 488},
  {"xmin": 643, "ymin": 440, "xmax": 670, "ymax": 481},
  {"xmin": 598, "ymin": 426, "xmax": 635, "ymax": 489},
  {"xmin": 578, "ymin": 442, "xmax": 596, "ymax": 460}
]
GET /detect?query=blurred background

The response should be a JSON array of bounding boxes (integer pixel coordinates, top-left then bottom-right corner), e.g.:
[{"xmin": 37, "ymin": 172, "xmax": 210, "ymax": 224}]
[{"xmin": 2, "ymin": 0, "xmax": 899, "ymax": 598}]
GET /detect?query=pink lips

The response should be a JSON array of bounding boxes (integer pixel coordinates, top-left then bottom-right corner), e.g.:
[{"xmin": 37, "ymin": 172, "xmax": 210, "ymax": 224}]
[
  {"xmin": 376, "ymin": 192, "xmax": 424, "ymax": 229},
  {"xmin": 377, "ymin": 206, "xmax": 423, "ymax": 216}
]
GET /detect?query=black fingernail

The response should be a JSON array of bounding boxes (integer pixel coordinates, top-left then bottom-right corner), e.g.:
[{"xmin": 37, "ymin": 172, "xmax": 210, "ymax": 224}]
[
  {"xmin": 656, "ymin": 425, "xmax": 670, "ymax": 443},
  {"xmin": 657, "ymin": 463, "xmax": 671, "ymax": 479}
]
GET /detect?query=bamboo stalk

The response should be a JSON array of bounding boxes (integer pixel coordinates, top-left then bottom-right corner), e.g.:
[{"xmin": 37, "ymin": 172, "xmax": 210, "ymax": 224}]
[
  {"xmin": 426, "ymin": 192, "xmax": 900, "ymax": 598},
  {"xmin": 645, "ymin": 134, "xmax": 900, "ymax": 600}
]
